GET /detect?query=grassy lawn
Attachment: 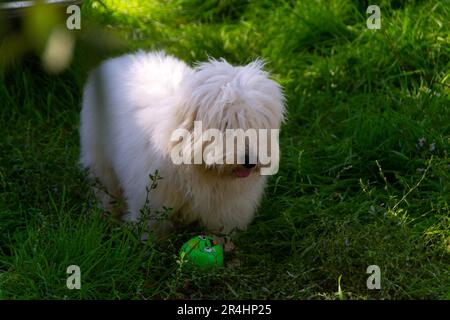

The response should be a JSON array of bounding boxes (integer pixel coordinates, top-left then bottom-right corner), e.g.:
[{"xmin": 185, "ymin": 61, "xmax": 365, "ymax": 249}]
[{"xmin": 0, "ymin": 0, "xmax": 449, "ymax": 299}]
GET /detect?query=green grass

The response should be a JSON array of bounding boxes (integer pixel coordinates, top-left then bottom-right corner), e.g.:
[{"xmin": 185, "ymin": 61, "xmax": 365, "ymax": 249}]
[{"xmin": 0, "ymin": 0, "xmax": 449, "ymax": 299}]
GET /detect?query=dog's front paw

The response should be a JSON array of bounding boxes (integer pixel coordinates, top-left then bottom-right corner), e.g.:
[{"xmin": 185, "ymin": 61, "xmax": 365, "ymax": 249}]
[{"xmin": 212, "ymin": 235, "xmax": 235, "ymax": 253}]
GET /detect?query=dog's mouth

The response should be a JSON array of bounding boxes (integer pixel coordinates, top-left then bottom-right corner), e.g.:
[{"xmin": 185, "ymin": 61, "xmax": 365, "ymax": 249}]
[{"xmin": 233, "ymin": 167, "xmax": 253, "ymax": 178}]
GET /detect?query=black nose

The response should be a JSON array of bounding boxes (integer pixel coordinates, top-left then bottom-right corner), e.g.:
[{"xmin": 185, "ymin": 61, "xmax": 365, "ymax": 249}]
[{"xmin": 244, "ymin": 152, "xmax": 256, "ymax": 169}]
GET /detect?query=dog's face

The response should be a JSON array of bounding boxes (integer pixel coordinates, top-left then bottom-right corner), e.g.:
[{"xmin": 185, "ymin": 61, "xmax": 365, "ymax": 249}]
[{"xmin": 172, "ymin": 59, "xmax": 285, "ymax": 179}]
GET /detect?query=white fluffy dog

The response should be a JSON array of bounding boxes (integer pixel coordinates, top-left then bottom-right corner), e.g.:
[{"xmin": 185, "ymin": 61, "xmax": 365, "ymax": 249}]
[{"xmin": 80, "ymin": 51, "xmax": 284, "ymax": 234}]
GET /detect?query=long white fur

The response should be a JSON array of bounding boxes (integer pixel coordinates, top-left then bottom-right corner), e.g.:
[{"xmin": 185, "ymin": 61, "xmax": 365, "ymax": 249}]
[{"xmin": 80, "ymin": 51, "xmax": 284, "ymax": 233}]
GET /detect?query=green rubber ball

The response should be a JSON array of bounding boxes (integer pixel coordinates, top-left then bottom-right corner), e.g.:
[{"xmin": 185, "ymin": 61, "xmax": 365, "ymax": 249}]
[{"xmin": 179, "ymin": 235, "xmax": 224, "ymax": 269}]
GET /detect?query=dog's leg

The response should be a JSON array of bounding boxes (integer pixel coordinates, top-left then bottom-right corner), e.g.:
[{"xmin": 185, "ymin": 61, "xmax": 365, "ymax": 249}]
[
  {"xmin": 89, "ymin": 162, "xmax": 126, "ymax": 218},
  {"xmin": 211, "ymin": 231, "xmax": 236, "ymax": 253}
]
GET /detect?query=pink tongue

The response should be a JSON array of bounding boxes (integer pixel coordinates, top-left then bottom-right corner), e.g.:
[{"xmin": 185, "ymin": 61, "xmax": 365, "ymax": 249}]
[{"xmin": 234, "ymin": 168, "xmax": 251, "ymax": 178}]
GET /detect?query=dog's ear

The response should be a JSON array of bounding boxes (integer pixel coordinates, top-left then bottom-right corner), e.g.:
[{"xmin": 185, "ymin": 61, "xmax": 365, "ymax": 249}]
[
  {"xmin": 165, "ymin": 100, "xmax": 195, "ymax": 140},
  {"xmin": 179, "ymin": 111, "xmax": 196, "ymax": 132},
  {"xmin": 165, "ymin": 103, "xmax": 199, "ymax": 164},
  {"xmin": 176, "ymin": 101, "xmax": 198, "ymax": 132}
]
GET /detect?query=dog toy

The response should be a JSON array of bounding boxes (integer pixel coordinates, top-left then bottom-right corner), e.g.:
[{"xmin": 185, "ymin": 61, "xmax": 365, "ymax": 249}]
[{"xmin": 179, "ymin": 235, "xmax": 224, "ymax": 269}]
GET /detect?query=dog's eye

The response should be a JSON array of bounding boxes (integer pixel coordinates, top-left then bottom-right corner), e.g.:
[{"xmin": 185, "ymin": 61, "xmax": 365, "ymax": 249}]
[{"xmin": 198, "ymin": 235, "xmax": 206, "ymax": 240}]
